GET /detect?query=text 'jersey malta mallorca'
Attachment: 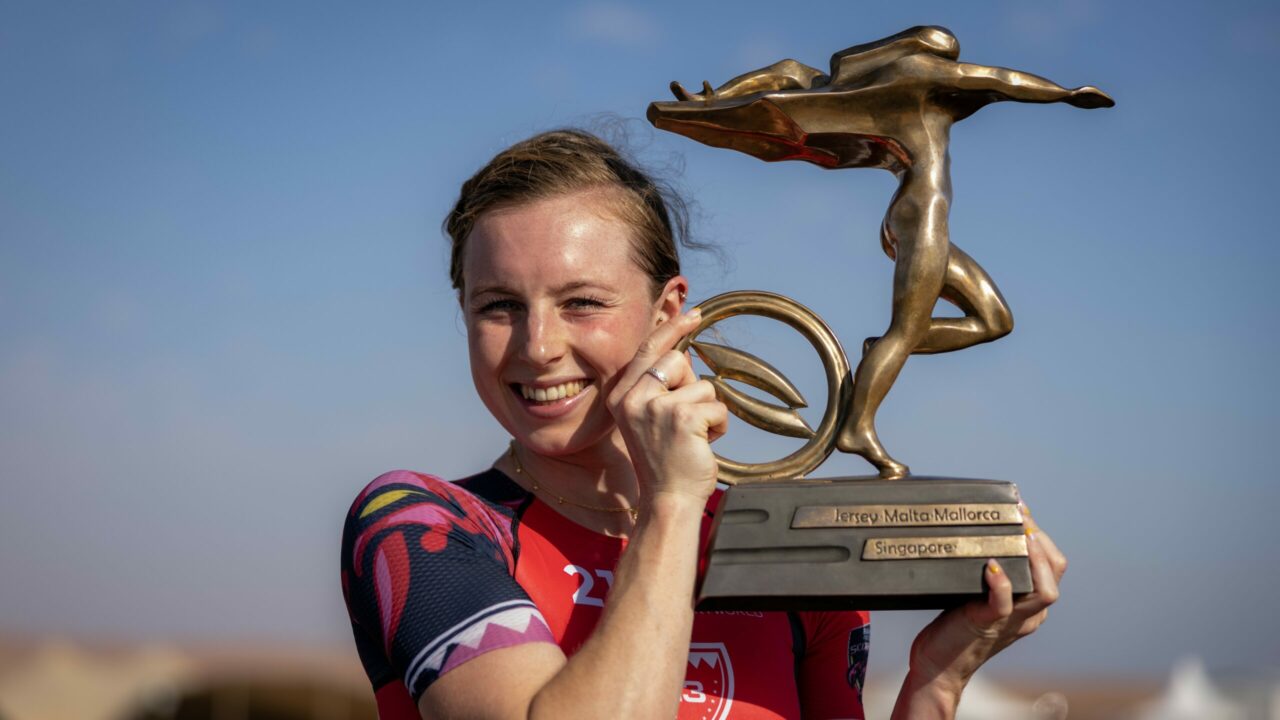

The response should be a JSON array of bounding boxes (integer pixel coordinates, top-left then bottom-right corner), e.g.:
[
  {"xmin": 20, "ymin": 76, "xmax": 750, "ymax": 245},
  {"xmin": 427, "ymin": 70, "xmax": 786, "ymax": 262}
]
[{"xmin": 341, "ymin": 469, "xmax": 871, "ymax": 719}]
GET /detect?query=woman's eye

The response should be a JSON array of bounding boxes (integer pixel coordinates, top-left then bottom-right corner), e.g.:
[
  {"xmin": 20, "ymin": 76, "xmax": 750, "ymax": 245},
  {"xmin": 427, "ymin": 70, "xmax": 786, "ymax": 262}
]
[
  {"xmin": 476, "ymin": 299, "xmax": 520, "ymax": 314},
  {"xmin": 566, "ymin": 296, "xmax": 607, "ymax": 310}
]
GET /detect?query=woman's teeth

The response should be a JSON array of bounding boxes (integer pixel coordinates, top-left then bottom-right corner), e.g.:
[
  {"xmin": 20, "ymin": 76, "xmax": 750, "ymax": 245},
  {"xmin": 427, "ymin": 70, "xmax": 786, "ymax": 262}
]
[{"xmin": 520, "ymin": 380, "xmax": 587, "ymax": 403}]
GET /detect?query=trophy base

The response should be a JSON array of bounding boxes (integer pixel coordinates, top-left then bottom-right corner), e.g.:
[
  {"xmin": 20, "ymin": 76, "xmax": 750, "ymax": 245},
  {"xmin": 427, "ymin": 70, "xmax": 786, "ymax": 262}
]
[{"xmin": 697, "ymin": 476, "xmax": 1031, "ymax": 611}]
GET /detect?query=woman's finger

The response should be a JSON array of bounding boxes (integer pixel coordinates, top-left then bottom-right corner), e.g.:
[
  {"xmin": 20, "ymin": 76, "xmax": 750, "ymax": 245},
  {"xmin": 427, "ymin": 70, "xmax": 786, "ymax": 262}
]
[
  {"xmin": 966, "ymin": 559, "xmax": 1014, "ymax": 628},
  {"xmin": 657, "ymin": 380, "xmax": 728, "ymax": 440},
  {"xmin": 1033, "ymin": 527, "xmax": 1068, "ymax": 580},
  {"xmin": 1016, "ymin": 608, "xmax": 1048, "ymax": 638},
  {"xmin": 658, "ymin": 381, "xmax": 728, "ymax": 440},
  {"xmin": 986, "ymin": 559, "xmax": 1015, "ymax": 620},
  {"xmin": 690, "ymin": 400, "xmax": 729, "ymax": 441},
  {"xmin": 659, "ymin": 377, "xmax": 717, "ymax": 403},
  {"xmin": 1019, "ymin": 502, "xmax": 1040, "ymax": 532},
  {"xmin": 614, "ymin": 310, "xmax": 701, "ymax": 395},
  {"xmin": 648, "ymin": 389, "xmax": 729, "ymax": 435},
  {"xmin": 640, "ymin": 349, "xmax": 698, "ymax": 394},
  {"xmin": 706, "ymin": 400, "xmax": 729, "ymax": 440},
  {"xmin": 664, "ymin": 380, "xmax": 728, "ymax": 440},
  {"xmin": 707, "ymin": 409, "xmax": 728, "ymax": 442},
  {"xmin": 1020, "ymin": 503, "xmax": 1067, "ymax": 580},
  {"xmin": 1024, "ymin": 532, "xmax": 1060, "ymax": 609}
]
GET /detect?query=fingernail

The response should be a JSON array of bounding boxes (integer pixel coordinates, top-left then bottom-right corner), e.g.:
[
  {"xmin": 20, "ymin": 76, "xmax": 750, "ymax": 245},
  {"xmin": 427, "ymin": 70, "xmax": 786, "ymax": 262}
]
[
  {"xmin": 987, "ymin": 559, "xmax": 1002, "ymax": 574},
  {"xmin": 689, "ymin": 307, "xmax": 702, "ymax": 319}
]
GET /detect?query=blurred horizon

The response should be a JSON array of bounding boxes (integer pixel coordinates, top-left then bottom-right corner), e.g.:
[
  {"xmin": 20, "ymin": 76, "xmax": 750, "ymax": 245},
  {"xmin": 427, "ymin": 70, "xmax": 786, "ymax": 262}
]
[{"xmin": 2, "ymin": 0, "xmax": 1277, "ymax": 683}]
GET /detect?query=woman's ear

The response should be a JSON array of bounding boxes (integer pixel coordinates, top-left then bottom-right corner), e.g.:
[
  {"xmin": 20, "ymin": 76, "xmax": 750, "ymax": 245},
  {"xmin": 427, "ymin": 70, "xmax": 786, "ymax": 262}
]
[{"xmin": 654, "ymin": 275, "xmax": 689, "ymax": 326}]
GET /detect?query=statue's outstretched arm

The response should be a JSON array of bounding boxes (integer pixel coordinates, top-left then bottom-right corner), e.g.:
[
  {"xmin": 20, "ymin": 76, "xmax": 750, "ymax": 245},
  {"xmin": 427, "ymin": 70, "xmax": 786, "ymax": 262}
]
[{"xmin": 947, "ymin": 61, "xmax": 1114, "ymax": 108}]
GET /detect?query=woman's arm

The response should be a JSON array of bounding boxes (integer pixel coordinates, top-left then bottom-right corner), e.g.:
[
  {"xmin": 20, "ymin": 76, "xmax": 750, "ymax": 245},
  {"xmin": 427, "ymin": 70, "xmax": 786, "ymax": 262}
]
[
  {"xmin": 540, "ymin": 492, "xmax": 706, "ymax": 717},
  {"xmin": 419, "ymin": 492, "xmax": 705, "ymax": 720},
  {"xmin": 420, "ymin": 307, "xmax": 727, "ymax": 720},
  {"xmin": 890, "ymin": 509, "xmax": 1068, "ymax": 720}
]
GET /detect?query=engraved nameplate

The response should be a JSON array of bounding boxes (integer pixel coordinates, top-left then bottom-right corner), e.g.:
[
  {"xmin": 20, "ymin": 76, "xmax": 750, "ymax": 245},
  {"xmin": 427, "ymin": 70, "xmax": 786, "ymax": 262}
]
[
  {"xmin": 862, "ymin": 535, "xmax": 1029, "ymax": 561},
  {"xmin": 792, "ymin": 503, "xmax": 1022, "ymax": 529}
]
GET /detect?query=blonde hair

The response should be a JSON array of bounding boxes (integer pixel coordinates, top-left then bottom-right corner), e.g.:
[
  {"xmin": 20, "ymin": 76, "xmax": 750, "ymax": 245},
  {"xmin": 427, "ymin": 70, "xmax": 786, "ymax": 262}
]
[{"xmin": 444, "ymin": 129, "xmax": 699, "ymax": 297}]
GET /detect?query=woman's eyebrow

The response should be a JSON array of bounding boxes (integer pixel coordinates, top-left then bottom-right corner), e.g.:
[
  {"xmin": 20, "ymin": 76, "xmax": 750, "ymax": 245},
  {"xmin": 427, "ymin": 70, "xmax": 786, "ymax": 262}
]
[
  {"xmin": 468, "ymin": 280, "xmax": 614, "ymax": 300},
  {"xmin": 468, "ymin": 284, "xmax": 516, "ymax": 299},
  {"xmin": 554, "ymin": 281, "xmax": 613, "ymax": 294}
]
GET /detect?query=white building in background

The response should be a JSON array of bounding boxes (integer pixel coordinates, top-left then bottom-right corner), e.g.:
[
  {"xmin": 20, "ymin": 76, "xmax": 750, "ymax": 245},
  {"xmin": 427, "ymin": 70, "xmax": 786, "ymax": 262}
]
[
  {"xmin": 864, "ymin": 666, "xmax": 1058, "ymax": 720},
  {"xmin": 1135, "ymin": 656, "xmax": 1271, "ymax": 720},
  {"xmin": 954, "ymin": 672, "xmax": 1059, "ymax": 720},
  {"xmin": 866, "ymin": 657, "xmax": 1279, "ymax": 720}
]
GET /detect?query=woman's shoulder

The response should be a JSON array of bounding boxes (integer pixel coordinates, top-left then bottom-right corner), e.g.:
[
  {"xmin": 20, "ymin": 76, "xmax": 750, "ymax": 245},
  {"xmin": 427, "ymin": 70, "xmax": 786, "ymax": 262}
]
[
  {"xmin": 347, "ymin": 469, "xmax": 447, "ymax": 511},
  {"xmin": 339, "ymin": 469, "xmax": 552, "ymax": 704},
  {"xmin": 341, "ymin": 468, "xmax": 528, "ymax": 570},
  {"xmin": 345, "ymin": 468, "xmax": 528, "ymax": 521}
]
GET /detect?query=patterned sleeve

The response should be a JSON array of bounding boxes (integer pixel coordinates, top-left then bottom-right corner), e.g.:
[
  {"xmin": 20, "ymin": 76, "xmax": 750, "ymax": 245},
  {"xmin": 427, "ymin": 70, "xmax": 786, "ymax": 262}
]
[
  {"xmin": 795, "ymin": 609, "xmax": 871, "ymax": 720},
  {"xmin": 340, "ymin": 470, "xmax": 556, "ymax": 701}
]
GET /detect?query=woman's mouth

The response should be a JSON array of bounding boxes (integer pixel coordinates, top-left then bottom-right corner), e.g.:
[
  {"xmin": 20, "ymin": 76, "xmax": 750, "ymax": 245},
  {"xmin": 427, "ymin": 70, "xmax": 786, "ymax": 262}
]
[
  {"xmin": 510, "ymin": 379, "xmax": 594, "ymax": 419},
  {"xmin": 517, "ymin": 380, "xmax": 588, "ymax": 403}
]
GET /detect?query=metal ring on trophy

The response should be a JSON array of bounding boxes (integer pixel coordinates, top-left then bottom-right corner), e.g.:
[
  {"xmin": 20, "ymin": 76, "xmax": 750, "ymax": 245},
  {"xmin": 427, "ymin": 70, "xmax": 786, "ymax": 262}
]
[{"xmin": 676, "ymin": 291, "xmax": 851, "ymax": 485}]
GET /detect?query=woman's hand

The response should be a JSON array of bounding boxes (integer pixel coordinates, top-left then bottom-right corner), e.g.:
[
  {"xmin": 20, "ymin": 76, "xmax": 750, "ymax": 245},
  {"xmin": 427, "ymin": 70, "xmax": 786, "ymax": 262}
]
[
  {"xmin": 607, "ymin": 308, "xmax": 728, "ymax": 506},
  {"xmin": 894, "ymin": 506, "xmax": 1067, "ymax": 717},
  {"xmin": 424, "ymin": 309, "xmax": 727, "ymax": 720}
]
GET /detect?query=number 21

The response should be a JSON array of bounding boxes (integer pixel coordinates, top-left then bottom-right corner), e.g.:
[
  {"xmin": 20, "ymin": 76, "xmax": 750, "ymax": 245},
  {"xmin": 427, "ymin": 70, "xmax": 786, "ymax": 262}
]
[{"xmin": 564, "ymin": 565, "xmax": 614, "ymax": 607}]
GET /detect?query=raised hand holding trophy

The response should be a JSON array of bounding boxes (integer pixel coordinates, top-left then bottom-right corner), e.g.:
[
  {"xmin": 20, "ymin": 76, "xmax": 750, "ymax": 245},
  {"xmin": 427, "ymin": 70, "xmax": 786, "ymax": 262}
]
[{"xmin": 647, "ymin": 26, "xmax": 1113, "ymax": 610}]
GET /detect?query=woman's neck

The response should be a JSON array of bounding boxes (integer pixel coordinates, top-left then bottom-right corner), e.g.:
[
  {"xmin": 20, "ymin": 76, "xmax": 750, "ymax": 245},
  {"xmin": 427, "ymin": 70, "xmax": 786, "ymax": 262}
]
[{"xmin": 498, "ymin": 434, "xmax": 641, "ymax": 538}]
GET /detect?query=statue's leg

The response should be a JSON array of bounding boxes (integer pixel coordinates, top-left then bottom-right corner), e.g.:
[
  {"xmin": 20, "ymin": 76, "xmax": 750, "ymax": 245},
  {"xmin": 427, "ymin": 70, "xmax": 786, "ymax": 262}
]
[
  {"xmin": 912, "ymin": 243, "xmax": 1013, "ymax": 354},
  {"xmin": 836, "ymin": 188, "xmax": 948, "ymax": 477},
  {"xmin": 828, "ymin": 26, "xmax": 959, "ymax": 85},
  {"xmin": 950, "ymin": 62, "xmax": 1114, "ymax": 108}
]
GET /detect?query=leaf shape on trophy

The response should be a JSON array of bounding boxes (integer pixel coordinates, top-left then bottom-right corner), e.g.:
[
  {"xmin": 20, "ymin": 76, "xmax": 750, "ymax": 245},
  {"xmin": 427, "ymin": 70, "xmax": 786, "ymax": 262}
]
[
  {"xmin": 691, "ymin": 340, "xmax": 807, "ymax": 408},
  {"xmin": 706, "ymin": 376, "xmax": 815, "ymax": 439}
]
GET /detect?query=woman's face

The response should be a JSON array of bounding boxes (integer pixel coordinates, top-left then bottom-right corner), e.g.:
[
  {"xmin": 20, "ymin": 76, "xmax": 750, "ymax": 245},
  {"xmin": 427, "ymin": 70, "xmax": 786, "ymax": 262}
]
[{"xmin": 462, "ymin": 189, "xmax": 684, "ymax": 457}]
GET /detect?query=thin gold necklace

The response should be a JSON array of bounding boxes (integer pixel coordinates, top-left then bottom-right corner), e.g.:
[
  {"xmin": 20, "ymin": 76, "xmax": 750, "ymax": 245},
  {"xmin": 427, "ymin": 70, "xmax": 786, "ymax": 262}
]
[{"xmin": 508, "ymin": 442, "xmax": 639, "ymax": 521}]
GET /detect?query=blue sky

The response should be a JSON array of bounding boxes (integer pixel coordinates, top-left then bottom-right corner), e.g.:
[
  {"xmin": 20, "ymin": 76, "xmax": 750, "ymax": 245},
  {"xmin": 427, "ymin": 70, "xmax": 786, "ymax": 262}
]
[{"xmin": 2, "ymin": 0, "xmax": 1278, "ymax": 678}]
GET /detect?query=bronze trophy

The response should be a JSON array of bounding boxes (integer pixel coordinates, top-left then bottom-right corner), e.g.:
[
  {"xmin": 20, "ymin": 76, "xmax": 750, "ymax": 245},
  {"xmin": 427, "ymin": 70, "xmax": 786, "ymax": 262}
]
[{"xmin": 648, "ymin": 26, "xmax": 1113, "ymax": 610}]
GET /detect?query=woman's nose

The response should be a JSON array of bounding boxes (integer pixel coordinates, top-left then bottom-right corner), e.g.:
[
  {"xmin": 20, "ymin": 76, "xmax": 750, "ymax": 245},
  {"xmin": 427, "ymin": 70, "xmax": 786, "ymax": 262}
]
[{"xmin": 518, "ymin": 309, "xmax": 567, "ymax": 366}]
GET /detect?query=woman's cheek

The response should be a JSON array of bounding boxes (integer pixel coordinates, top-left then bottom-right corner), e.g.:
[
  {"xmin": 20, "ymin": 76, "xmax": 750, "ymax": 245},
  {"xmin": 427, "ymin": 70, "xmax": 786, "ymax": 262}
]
[
  {"xmin": 576, "ymin": 318, "xmax": 645, "ymax": 372},
  {"xmin": 467, "ymin": 327, "xmax": 511, "ymax": 381}
]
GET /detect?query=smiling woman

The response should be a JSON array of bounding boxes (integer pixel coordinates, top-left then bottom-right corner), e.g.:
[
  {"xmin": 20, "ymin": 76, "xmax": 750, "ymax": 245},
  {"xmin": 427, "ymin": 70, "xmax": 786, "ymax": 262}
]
[
  {"xmin": 463, "ymin": 189, "xmax": 681, "ymax": 459},
  {"xmin": 337, "ymin": 129, "xmax": 1065, "ymax": 720}
]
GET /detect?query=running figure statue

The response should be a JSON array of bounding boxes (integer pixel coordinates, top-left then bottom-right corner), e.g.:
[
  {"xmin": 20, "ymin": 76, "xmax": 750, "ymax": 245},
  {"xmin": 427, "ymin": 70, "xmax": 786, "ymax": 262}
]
[{"xmin": 648, "ymin": 25, "xmax": 1114, "ymax": 478}]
